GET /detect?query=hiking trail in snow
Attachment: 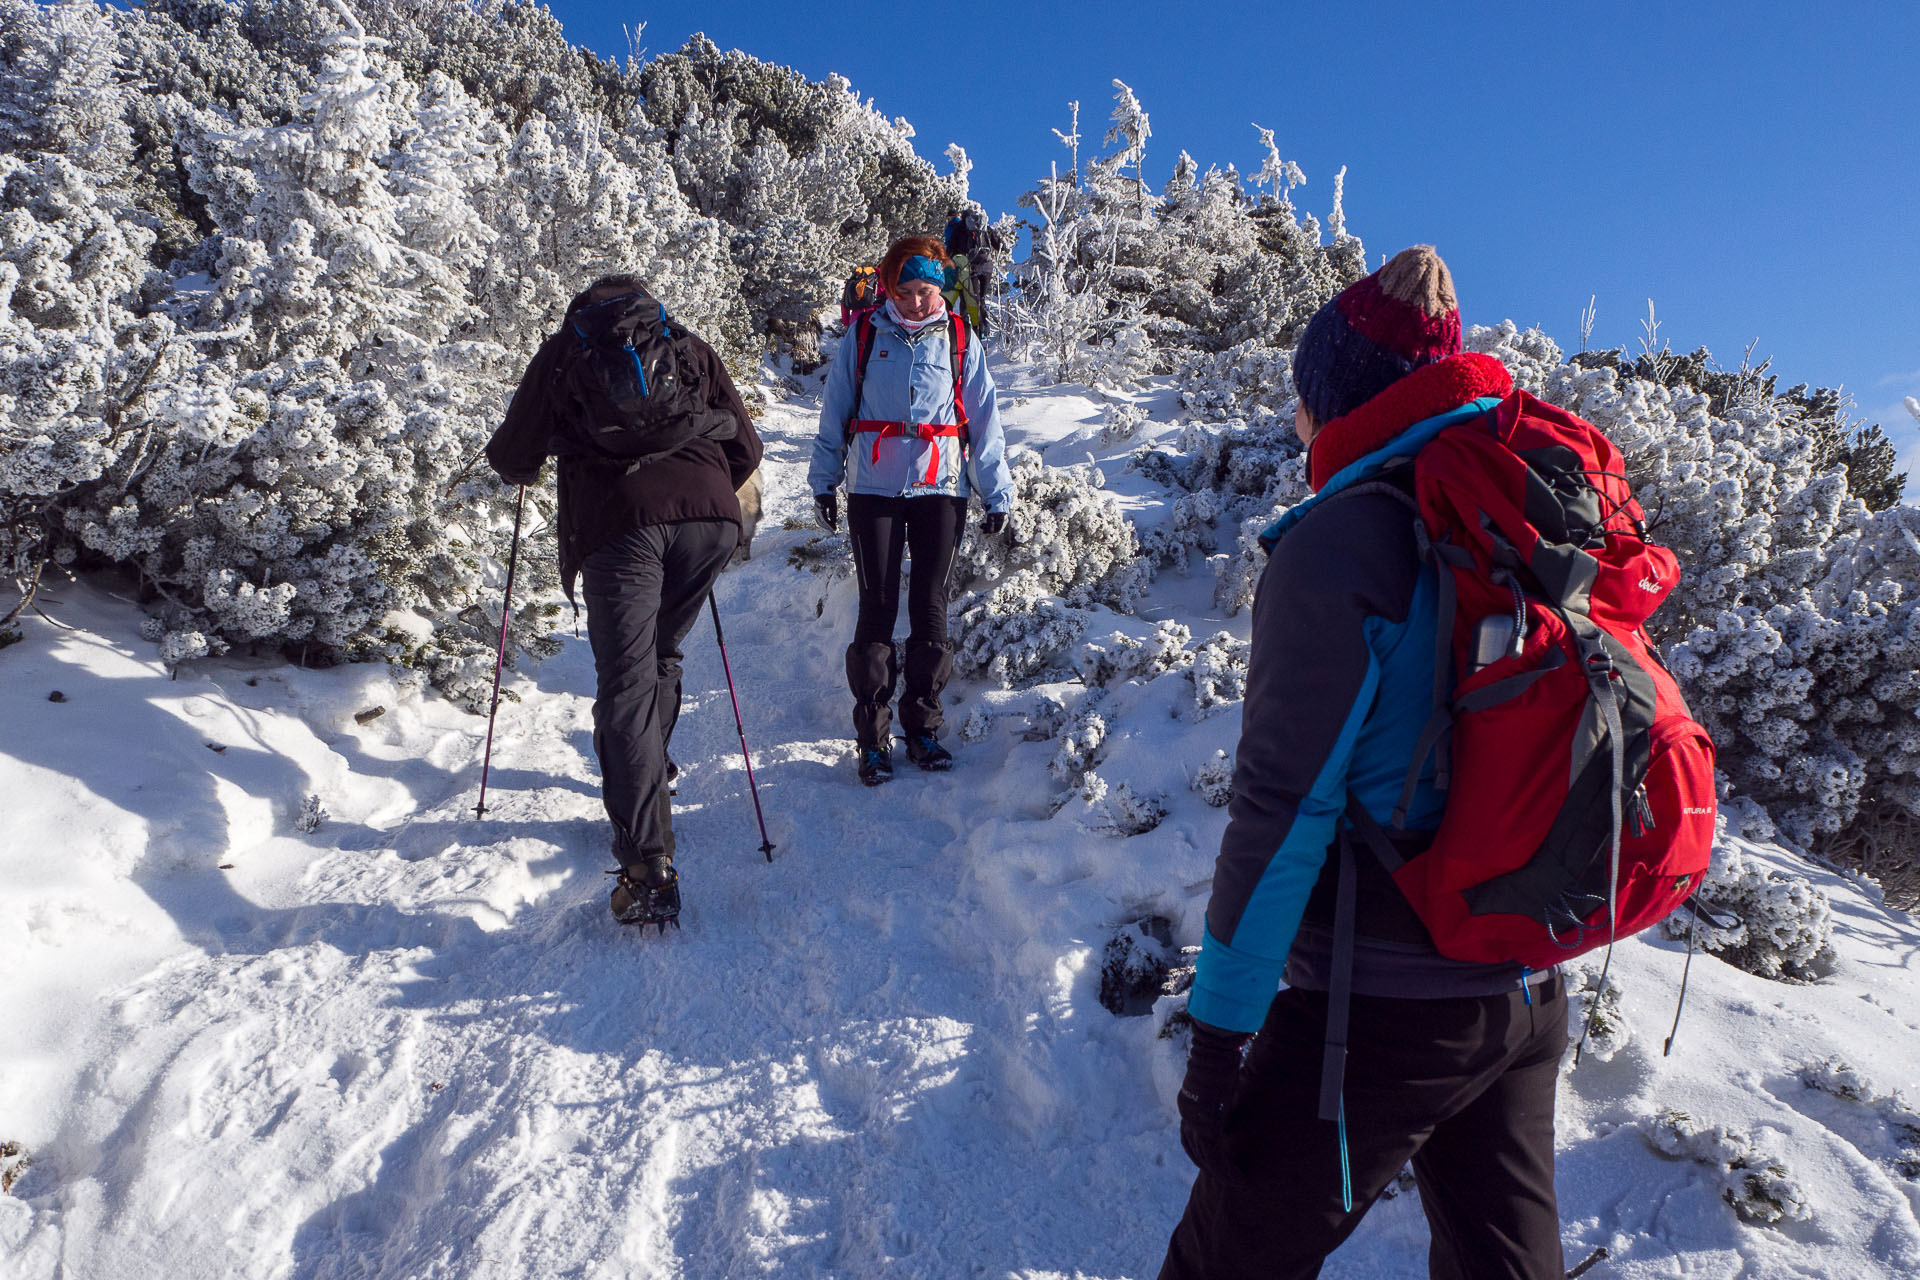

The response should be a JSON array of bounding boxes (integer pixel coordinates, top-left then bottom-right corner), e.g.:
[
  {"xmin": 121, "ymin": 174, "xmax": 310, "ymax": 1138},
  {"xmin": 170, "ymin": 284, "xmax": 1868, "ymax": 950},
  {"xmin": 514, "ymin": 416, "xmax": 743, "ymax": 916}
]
[{"xmin": 4, "ymin": 371, "xmax": 1920, "ymax": 1279}]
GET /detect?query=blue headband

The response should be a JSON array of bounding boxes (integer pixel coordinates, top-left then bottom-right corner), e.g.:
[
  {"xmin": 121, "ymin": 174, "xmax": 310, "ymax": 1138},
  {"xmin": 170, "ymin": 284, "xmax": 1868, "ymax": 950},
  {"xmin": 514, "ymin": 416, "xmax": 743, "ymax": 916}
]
[{"xmin": 896, "ymin": 255, "xmax": 948, "ymax": 287}]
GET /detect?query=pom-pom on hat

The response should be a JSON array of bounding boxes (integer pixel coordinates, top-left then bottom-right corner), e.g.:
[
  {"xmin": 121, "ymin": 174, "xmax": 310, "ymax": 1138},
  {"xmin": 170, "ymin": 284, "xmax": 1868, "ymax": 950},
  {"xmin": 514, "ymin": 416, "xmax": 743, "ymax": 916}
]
[{"xmin": 1292, "ymin": 245, "xmax": 1462, "ymax": 426}]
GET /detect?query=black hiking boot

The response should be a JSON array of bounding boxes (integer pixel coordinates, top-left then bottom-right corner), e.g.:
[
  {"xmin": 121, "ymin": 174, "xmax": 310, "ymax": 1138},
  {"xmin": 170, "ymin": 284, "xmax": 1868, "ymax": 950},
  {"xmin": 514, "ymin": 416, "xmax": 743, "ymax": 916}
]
[
  {"xmin": 610, "ymin": 857, "xmax": 680, "ymax": 932},
  {"xmin": 904, "ymin": 734, "xmax": 953, "ymax": 772},
  {"xmin": 857, "ymin": 745, "xmax": 894, "ymax": 787}
]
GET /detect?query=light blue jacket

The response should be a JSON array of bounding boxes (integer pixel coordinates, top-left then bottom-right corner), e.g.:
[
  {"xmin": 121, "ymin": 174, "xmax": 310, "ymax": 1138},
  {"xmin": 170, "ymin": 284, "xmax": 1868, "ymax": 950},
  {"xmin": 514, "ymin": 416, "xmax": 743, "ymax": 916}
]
[{"xmin": 809, "ymin": 310, "xmax": 1015, "ymax": 511}]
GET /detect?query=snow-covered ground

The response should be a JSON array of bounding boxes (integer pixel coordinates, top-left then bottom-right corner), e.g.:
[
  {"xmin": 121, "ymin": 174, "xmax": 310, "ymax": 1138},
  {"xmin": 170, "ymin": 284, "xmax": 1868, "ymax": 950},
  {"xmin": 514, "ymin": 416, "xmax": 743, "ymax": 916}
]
[{"xmin": 3, "ymin": 364, "xmax": 1919, "ymax": 1278}]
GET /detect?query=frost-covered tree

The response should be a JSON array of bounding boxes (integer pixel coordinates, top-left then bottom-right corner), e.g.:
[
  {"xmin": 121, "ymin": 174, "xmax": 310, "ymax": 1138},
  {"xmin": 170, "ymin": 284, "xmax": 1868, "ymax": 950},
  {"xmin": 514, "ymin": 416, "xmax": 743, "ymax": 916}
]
[
  {"xmin": 1, "ymin": 0, "xmax": 991, "ymax": 698},
  {"xmin": 1008, "ymin": 84, "xmax": 1361, "ymax": 381},
  {"xmin": 0, "ymin": 0, "xmax": 164, "ymax": 623},
  {"xmin": 638, "ymin": 36, "xmax": 965, "ymax": 357}
]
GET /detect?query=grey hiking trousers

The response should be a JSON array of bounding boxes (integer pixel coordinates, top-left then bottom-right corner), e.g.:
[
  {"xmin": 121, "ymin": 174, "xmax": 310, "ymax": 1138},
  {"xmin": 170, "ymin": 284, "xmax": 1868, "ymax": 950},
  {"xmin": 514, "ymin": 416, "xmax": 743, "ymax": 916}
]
[{"xmin": 580, "ymin": 519, "xmax": 736, "ymax": 872}]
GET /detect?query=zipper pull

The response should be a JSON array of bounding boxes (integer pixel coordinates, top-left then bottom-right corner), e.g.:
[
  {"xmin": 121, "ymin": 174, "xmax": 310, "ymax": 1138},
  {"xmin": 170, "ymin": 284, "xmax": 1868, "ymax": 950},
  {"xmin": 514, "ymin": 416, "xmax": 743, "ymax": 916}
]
[{"xmin": 1625, "ymin": 785, "xmax": 1654, "ymax": 836}]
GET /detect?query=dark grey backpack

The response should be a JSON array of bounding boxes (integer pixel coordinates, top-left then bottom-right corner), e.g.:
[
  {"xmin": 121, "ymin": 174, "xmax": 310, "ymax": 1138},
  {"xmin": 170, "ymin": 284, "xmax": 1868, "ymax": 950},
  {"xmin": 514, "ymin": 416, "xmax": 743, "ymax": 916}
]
[{"xmin": 549, "ymin": 290, "xmax": 736, "ymax": 468}]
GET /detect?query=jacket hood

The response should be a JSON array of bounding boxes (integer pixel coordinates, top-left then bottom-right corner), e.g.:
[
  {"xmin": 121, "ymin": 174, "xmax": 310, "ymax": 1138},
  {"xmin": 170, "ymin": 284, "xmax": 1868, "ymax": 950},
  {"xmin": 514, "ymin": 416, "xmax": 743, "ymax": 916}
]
[{"xmin": 1307, "ymin": 353, "xmax": 1513, "ymax": 492}]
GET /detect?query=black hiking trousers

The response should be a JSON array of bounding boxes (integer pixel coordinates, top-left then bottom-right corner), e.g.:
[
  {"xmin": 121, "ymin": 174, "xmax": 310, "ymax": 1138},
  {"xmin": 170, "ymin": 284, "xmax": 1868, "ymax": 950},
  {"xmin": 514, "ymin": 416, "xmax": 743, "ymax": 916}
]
[
  {"xmin": 580, "ymin": 519, "xmax": 736, "ymax": 872},
  {"xmin": 844, "ymin": 493, "xmax": 967, "ymax": 749},
  {"xmin": 1159, "ymin": 973, "xmax": 1568, "ymax": 1280}
]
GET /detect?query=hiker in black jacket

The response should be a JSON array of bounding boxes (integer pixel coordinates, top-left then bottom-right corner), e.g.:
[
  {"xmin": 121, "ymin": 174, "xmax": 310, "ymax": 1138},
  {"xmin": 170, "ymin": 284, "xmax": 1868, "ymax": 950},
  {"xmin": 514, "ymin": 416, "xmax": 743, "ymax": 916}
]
[{"xmin": 487, "ymin": 275, "xmax": 763, "ymax": 929}]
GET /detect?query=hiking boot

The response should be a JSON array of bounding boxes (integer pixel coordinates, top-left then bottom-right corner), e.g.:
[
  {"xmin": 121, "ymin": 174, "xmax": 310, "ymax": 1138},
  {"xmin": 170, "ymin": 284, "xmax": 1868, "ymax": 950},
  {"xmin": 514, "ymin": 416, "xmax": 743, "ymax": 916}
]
[
  {"xmin": 904, "ymin": 734, "xmax": 953, "ymax": 772},
  {"xmin": 857, "ymin": 745, "xmax": 894, "ymax": 787},
  {"xmin": 610, "ymin": 857, "xmax": 680, "ymax": 932}
]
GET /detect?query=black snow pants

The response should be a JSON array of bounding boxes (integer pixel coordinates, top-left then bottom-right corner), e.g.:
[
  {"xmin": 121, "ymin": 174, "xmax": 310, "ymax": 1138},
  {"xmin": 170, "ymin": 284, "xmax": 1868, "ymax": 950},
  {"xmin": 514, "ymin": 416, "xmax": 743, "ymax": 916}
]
[
  {"xmin": 844, "ymin": 493, "xmax": 968, "ymax": 749},
  {"xmin": 1159, "ymin": 973, "xmax": 1568, "ymax": 1280},
  {"xmin": 580, "ymin": 519, "xmax": 736, "ymax": 873}
]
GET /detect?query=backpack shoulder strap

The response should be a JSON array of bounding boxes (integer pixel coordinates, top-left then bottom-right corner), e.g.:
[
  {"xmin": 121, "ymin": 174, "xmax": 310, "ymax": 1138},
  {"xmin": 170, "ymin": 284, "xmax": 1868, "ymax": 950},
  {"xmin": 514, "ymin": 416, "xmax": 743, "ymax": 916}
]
[
  {"xmin": 851, "ymin": 311, "xmax": 878, "ymax": 420},
  {"xmin": 948, "ymin": 310, "xmax": 969, "ymax": 428}
]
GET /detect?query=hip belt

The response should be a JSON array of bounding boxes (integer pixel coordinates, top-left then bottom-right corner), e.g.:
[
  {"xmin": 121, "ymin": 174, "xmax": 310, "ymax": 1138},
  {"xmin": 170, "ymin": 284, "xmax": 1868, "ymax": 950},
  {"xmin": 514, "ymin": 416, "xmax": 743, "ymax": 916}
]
[{"xmin": 851, "ymin": 420, "xmax": 963, "ymax": 486}]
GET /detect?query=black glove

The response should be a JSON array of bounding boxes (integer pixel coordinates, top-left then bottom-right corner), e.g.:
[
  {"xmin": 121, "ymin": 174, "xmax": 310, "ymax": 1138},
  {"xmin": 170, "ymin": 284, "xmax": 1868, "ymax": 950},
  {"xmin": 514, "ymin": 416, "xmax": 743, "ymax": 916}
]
[
  {"xmin": 1177, "ymin": 1019, "xmax": 1251, "ymax": 1181},
  {"xmin": 815, "ymin": 493, "xmax": 838, "ymax": 533},
  {"xmin": 981, "ymin": 510, "xmax": 1008, "ymax": 538}
]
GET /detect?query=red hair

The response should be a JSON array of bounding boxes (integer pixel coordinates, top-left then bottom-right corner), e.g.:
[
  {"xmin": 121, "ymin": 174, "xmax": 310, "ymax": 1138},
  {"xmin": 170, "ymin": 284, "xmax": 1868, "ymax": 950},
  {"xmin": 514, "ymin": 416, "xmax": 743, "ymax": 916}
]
[{"xmin": 878, "ymin": 236, "xmax": 951, "ymax": 294}]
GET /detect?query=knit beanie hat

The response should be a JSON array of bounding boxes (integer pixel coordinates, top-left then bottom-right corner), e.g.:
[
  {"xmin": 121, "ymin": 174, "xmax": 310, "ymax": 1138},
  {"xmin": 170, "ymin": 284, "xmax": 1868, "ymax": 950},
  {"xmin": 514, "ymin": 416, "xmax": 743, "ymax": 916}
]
[{"xmin": 1292, "ymin": 245, "xmax": 1462, "ymax": 426}]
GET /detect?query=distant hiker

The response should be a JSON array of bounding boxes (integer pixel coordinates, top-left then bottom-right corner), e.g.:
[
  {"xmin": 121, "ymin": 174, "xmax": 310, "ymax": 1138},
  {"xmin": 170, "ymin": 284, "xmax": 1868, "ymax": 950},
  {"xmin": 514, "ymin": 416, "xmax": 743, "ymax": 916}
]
[
  {"xmin": 809, "ymin": 236, "xmax": 1014, "ymax": 785},
  {"xmin": 839, "ymin": 263, "xmax": 884, "ymax": 329},
  {"xmin": 961, "ymin": 208, "xmax": 1003, "ymax": 331},
  {"xmin": 1161, "ymin": 247, "xmax": 1574, "ymax": 1279},
  {"xmin": 942, "ymin": 208, "xmax": 970, "ymax": 258},
  {"xmin": 487, "ymin": 274, "xmax": 764, "ymax": 930},
  {"xmin": 940, "ymin": 206, "xmax": 1003, "ymax": 336}
]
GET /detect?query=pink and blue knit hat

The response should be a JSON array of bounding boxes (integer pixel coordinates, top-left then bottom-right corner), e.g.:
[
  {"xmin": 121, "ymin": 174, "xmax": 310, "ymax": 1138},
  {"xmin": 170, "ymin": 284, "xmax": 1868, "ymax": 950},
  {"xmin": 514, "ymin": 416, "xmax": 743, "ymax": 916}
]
[{"xmin": 1292, "ymin": 245, "xmax": 1462, "ymax": 425}]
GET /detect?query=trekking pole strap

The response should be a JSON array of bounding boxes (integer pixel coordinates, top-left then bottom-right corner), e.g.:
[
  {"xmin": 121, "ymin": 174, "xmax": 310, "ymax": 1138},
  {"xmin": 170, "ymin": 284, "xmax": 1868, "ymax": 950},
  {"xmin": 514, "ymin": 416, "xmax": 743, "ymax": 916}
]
[{"xmin": 1317, "ymin": 830, "xmax": 1359, "ymax": 1123}]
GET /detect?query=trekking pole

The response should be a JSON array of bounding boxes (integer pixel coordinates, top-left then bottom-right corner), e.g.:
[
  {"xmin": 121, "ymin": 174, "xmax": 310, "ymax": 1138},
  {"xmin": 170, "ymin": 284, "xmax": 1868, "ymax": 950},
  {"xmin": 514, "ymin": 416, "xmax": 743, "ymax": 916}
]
[
  {"xmin": 475, "ymin": 484, "xmax": 527, "ymax": 820},
  {"xmin": 708, "ymin": 592, "xmax": 776, "ymax": 861}
]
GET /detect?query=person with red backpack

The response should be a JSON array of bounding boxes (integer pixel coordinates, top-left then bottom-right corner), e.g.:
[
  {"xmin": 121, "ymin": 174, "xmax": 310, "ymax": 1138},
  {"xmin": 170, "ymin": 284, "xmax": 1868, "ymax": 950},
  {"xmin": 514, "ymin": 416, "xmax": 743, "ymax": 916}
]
[
  {"xmin": 810, "ymin": 236, "xmax": 1015, "ymax": 785},
  {"xmin": 1159, "ymin": 246, "xmax": 1713, "ymax": 1279}
]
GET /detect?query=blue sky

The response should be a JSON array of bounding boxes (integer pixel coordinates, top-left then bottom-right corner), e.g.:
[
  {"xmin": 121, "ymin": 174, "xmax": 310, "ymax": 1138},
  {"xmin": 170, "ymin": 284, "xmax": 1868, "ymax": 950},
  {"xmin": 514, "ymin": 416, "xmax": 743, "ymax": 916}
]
[{"xmin": 547, "ymin": 0, "xmax": 1919, "ymax": 471}]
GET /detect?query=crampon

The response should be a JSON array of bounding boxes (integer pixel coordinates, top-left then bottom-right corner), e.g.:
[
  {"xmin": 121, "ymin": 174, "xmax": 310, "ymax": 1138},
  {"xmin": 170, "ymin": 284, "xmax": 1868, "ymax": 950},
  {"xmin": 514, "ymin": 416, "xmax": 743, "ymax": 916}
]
[{"xmin": 609, "ymin": 865, "xmax": 681, "ymax": 933}]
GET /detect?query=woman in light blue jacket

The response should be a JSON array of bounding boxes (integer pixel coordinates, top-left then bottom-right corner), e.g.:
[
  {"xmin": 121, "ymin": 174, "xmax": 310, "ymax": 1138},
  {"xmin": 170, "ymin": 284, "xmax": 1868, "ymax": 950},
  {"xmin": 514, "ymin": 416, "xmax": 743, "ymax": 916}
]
[{"xmin": 809, "ymin": 235, "xmax": 1015, "ymax": 785}]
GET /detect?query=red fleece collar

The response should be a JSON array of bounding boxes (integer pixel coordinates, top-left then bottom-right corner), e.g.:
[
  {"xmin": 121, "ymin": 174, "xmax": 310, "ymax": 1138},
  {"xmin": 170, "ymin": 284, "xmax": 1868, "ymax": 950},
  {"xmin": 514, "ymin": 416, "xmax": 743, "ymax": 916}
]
[{"xmin": 1307, "ymin": 353, "xmax": 1514, "ymax": 491}]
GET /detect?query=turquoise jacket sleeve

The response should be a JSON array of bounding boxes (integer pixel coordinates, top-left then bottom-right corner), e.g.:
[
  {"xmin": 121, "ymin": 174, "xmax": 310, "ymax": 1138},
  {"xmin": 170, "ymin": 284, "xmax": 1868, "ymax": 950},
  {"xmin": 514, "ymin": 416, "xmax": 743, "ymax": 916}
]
[{"xmin": 1188, "ymin": 490, "xmax": 1420, "ymax": 1033}]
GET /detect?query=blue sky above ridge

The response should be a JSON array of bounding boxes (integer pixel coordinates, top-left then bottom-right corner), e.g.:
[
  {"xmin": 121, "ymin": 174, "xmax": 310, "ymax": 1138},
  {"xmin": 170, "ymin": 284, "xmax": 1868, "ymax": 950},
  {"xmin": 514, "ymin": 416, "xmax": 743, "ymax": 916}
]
[{"xmin": 547, "ymin": 0, "xmax": 1920, "ymax": 474}]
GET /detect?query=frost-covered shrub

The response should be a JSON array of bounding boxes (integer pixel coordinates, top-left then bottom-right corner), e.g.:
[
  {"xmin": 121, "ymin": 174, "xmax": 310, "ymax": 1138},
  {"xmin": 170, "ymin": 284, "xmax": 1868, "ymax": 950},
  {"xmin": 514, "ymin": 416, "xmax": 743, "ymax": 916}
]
[
  {"xmin": 958, "ymin": 705, "xmax": 994, "ymax": 744},
  {"xmin": 1799, "ymin": 1057, "xmax": 1878, "ymax": 1104},
  {"xmin": 1191, "ymin": 750, "xmax": 1234, "ymax": 807},
  {"xmin": 1799, "ymin": 1059, "xmax": 1920, "ymax": 1179},
  {"xmin": 294, "ymin": 793, "xmax": 328, "ymax": 833},
  {"xmin": 1464, "ymin": 321, "xmax": 1564, "ymax": 396},
  {"xmin": 1646, "ymin": 1110, "xmax": 1811, "ymax": 1224},
  {"xmin": 1176, "ymin": 340, "xmax": 1296, "ymax": 423},
  {"xmin": 1565, "ymin": 963, "xmax": 1631, "ymax": 1063},
  {"xmin": 1098, "ymin": 401, "xmax": 1148, "ymax": 444},
  {"xmin": 1188, "ymin": 631, "xmax": 1252, "ymax": 715},
  {"xmin": 640, "ymin": 35, "xmax": 964, "ymax": 354},
  {"xmin": 1023, "ymin": 693, "xmax": 1069, "ymax": 741},
  {"xmin": 949, "ymin": 572, "xmax": 1089, "ymax": 683},
  {"xmin": 1006, "ymin": 83, "xmax": 1361, "ymax": 373},
  {"xmin": 0, "ymin": 1138, "xmax": 30, "ymax": 1194},
  {"xmin": 1101, "ymin": 782, "xmax": 1169, "ymax": 836},
  {"xmin": 1098, "ymin": 916, "xmax": 1175, "ymax": 1016},
  {"xmin": 954, "ymin": 453, "xmax": 1145, "ymax": 608},
  {"xmin": 1137, "ymin": 489, "xmax": 1226, "ymax": 571},
  {"xmin": 1048, "ymin": 699, "xmax": 1108, "ymax": 786},
  {"xmin": 1138, "ymin": 402, "xmax": 1305, "ymax": 509},
  {"xmin": 949, "ymin": 453, "xmax": 1148, "ymax": 683},
  {"xmin": 1074, "ymin": 622, "xmax": 1191, "ymax": 688},
  {"xmin": 1663, "ymin": 842, "xmax": 1834, "ymax": 981}
]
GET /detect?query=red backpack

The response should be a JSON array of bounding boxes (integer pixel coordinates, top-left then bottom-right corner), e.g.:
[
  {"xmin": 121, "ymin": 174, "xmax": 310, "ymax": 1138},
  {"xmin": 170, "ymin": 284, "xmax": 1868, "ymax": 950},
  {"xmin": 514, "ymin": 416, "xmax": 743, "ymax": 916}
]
[{"xmin": 1350, "ymin": 389, "xmax": 1717, "ymax": 969}]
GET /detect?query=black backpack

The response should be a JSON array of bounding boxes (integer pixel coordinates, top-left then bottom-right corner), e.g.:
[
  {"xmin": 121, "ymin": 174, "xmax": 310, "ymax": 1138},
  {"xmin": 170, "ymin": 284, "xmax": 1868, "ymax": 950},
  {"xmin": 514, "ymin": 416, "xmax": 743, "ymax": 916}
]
[{"xmin": 549, "ymin": 290, "xmax": 736, "ymax": 468}]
